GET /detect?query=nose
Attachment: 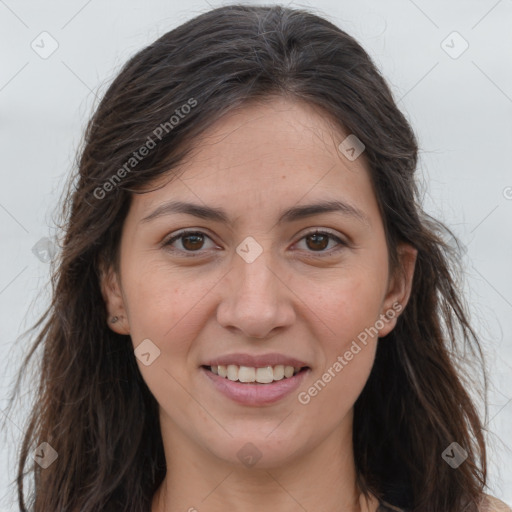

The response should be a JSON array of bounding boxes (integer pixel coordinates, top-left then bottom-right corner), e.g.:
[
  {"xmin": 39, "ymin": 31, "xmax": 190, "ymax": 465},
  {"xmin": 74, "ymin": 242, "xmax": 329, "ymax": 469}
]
[{"xmin": 216, "ymin": 246, "xmax": 296, "ymax": 339}]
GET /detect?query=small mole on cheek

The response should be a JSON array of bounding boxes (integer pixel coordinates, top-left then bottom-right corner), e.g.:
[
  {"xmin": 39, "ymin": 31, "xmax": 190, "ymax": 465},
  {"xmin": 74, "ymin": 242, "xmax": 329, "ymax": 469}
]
[{"xmin": 281, "ymin": 175, "xmax": 286, "ymax": 179}]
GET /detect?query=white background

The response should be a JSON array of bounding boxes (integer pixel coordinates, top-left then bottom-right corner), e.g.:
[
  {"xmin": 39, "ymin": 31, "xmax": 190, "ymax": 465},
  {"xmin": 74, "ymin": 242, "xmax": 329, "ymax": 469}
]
[{"xmin": 1, "ymin": 0, "xmax": 511, "ymax": 509}]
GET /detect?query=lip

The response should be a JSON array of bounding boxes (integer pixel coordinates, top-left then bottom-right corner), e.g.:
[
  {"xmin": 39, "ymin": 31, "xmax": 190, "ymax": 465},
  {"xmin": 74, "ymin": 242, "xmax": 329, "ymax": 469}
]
[
  {"xmin": 201, "ymin": 366, "xmax": 310, "ymax": 406},
  {"xmin": 202, "ymin": 353, "xmax": 309, "ymax": 368}
]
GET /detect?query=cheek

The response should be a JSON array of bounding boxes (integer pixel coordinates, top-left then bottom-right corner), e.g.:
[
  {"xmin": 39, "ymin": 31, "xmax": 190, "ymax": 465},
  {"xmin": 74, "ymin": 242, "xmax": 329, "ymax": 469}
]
[
  {"xmin": 297, "ymin": 268, "xmax": 386, "ymax": 346},
  {"xmin": 124, "ymin": 259, "xmax": 215, "ymax": 344},
  {"xmin": 299, "ymin": 331, "xmax": 378, "ymax": 417},
  {"xmin": 293, "ymin": 264, "xmax": 385, "ymax": 405},
  {"xmin": 322, "ymin": 343, "xmax": 376, "ymax": 415},
  {"xmin": 124, "ymin": 263, "xmax": 208, "ymax": 417}
]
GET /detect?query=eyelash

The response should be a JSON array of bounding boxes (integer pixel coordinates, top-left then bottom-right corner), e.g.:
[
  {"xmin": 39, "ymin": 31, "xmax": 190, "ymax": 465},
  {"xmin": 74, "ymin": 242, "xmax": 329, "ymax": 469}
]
[{"xmin": 162, "ymin": 229, "xmax": 347, "ymax": 258}]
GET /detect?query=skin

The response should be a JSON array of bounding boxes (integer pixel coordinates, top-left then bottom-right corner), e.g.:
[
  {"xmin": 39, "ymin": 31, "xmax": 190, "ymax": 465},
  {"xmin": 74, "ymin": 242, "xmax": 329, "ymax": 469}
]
[{"xmin": 101, "ymin": 96, "xmax": 417, "ymax": 512}]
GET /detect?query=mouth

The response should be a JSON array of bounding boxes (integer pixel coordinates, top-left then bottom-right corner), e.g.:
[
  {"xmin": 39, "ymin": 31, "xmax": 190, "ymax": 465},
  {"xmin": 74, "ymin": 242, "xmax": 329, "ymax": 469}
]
[
  {"xmin": 201, "ymin": 364, "xmax": 309, "ymax": 384},
  {"xmin": 200, "ymin": 363, "xmax": 311, "ymax": 406}
]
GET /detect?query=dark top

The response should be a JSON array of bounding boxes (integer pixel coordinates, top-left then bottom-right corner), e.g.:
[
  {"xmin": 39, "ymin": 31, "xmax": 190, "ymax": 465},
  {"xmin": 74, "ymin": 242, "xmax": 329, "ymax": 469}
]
[{"xmin": 378, "ymin": 500, "xmax": 406, "ymax": 512}]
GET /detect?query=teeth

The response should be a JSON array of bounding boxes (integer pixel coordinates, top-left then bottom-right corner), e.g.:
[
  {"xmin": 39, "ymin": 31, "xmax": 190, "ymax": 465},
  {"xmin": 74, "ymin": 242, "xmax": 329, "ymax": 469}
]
[
  {"xmin": 227, "ymin": 364, "xmax": 238, "ymax": 381},
  {"xmin": 208, "ymin": 364, "xmax": 303, "ymax": 383},
  {"xmin": 238, "ymin": 366, "xmax": 255, "ymax": 382},
  {"xmin": 255, "ymin": 366, "xmax": 273, "ymax": 384},
  {"xmin": 273, "ymin": 365, "xmax": 284, "ymax": 380}
]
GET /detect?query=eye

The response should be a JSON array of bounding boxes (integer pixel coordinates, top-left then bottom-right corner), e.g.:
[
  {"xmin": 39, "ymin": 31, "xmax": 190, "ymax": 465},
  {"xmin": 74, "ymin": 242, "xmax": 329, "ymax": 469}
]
[
  {"xmin": 294, "ymin": 230, "xmax": 347, "ymax": 256},
  {"xmin": 163, "ymin": 230, "xmax": 217, "ymax": 256}
]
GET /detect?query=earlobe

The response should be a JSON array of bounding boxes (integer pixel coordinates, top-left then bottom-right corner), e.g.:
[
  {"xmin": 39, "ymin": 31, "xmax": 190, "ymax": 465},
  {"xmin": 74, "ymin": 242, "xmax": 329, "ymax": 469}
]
[
  {"xmin": 378, "ymin": 243, "xmax": 417, "ymax": 338},
  {"xmin": 99, "ymin": 263, "xmax": 130, "ymax": 335}
]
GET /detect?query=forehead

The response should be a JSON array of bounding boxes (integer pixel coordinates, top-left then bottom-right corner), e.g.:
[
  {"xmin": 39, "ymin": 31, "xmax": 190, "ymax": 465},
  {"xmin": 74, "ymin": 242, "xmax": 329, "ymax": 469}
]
[
  {"xmin": 129, "ymin": 97, "xmax": 379, "ymax": 226},
  {"xmin": 177, "ymin": 96, "xmax": 364, "ymax": 179}
]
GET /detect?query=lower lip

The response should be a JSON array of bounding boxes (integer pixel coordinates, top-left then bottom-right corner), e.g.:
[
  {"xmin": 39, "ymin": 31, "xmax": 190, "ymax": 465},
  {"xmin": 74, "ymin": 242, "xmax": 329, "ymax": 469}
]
[{"xmin": 201, "ymin": 367, "xmax": 310, "ymax": 406}]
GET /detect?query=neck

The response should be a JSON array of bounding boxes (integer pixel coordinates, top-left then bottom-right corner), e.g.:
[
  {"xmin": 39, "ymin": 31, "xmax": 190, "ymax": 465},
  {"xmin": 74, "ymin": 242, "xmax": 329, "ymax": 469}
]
[{"xmin": 152, "ymin": 411, "xmax": 377, "ymax": 512}]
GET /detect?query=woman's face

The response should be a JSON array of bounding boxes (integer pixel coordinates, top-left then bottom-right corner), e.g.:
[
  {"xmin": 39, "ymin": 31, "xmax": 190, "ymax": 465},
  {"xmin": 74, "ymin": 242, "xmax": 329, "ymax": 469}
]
[{"xmin": 102, "ymin": 97, "xmax": 416, "ymax": 470}]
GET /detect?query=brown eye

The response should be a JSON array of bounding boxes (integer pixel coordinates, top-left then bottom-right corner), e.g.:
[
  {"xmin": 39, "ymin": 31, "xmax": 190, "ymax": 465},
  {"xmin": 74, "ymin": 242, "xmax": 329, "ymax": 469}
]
[
  {"xmin": 164, "ymin": 230, "xmax": 216, "ymax": 256},
  {"xmin": 305, "ymin": 232, "xmax": 330, "ymax": 251},
  {"xmin": 295, "ymin": 230, "xmax": 346, "ymax": 256},
  {"xmin": 181, "ymin": 233, "xmax": 205, "ymax": 251}
]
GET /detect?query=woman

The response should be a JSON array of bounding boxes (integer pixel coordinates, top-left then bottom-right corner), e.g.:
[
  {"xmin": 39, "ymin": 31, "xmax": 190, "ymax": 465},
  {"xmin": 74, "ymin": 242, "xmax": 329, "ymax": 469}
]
[{"xmin": 9, "ymin": 4, "xmax": 511, "ymax": 511}]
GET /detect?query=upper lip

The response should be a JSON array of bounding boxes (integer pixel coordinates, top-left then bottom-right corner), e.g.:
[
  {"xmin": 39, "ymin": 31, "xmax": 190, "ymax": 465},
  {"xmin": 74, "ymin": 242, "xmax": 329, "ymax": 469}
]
[{"xmin": 202, "ymin": 353, "xmax": 310, "ymax": 368}]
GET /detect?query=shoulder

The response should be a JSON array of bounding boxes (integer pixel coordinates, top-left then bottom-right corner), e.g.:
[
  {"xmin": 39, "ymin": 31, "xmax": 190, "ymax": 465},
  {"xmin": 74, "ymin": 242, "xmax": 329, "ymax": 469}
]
[
  {"xmin": 479, "ymin": 495, "xmax": 512, "ymax": 512},
  {"xmin": 377, "ymin": 495, "xmax": 511, "ymax": 512}
]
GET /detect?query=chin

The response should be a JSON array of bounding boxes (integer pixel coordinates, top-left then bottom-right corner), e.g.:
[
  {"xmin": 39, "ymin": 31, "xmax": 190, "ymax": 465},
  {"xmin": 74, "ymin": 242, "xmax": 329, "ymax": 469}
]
[{"xmin": 206, "ymin": 435, "xmax": 306, "ymax": 471}]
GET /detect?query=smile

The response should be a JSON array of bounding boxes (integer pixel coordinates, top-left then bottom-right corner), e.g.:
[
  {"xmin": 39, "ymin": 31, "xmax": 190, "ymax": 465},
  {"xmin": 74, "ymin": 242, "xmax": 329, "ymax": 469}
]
[
  {"xmin": 201, "ymin": 365, "xmax": 310, "ymax": 406},
  {"xmin": 205, "ymin": 364, "xmax": 305, "ymax": 384}
]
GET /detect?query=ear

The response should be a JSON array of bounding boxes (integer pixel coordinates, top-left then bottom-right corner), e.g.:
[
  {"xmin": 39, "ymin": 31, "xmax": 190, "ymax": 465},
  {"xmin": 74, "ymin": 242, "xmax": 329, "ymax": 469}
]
[
  {"xmin": 99, "ymin": 262, "xmax": 130, "ymax": 335},
  {"xmin": 377, "ymin": 243, "xmax": 417, "ymax": 337}
]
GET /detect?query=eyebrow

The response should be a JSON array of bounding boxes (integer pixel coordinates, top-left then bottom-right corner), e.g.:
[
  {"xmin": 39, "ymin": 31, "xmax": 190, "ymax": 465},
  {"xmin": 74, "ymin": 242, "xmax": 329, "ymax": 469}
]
[{"xmin": 140, "ymin": 199, "xmax": 369, "ymax": 226}]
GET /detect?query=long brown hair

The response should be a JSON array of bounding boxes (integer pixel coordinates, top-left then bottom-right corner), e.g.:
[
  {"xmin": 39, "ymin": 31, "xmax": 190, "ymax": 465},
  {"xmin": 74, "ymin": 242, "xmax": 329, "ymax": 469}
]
[{"xmin": 6, "ymin": 4, "xmax": 488, "ymax": 511}]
